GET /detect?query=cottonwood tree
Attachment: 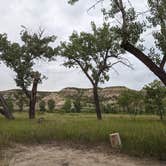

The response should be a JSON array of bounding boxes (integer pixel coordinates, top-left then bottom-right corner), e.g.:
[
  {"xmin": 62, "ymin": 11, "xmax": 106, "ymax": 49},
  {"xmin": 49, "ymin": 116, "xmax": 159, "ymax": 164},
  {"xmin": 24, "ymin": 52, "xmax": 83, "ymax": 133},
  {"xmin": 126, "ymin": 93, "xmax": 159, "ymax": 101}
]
[
  {"xmin": 68, "ymin": 0, "xmax": 166, "ymax": 86},
  {"xmin": 0, "ymin": 34, "xmax": 14, "ymax": 119},
  {"xmin": 60, "ymin": 23, "xmax": 130, "ymax": 120},
  {"xmin": 118, "ymin": 90, "xmax": 144, "ymax": 115},
  {"xmin": 0, "ymin": 29, "xmax": 56, "ymax": 119},
  {"xmin": 144, "ymin": 80, "xmax": 166, "ymax": 120}
]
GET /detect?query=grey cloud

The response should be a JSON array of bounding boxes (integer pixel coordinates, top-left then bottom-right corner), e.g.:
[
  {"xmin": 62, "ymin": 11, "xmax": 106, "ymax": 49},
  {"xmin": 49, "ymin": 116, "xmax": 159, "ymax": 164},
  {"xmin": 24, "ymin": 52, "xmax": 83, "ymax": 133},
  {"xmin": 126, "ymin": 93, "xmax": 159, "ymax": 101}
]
[{"xmin": 0, "ymin": 0, "xmax": 157, "ymax": 91}]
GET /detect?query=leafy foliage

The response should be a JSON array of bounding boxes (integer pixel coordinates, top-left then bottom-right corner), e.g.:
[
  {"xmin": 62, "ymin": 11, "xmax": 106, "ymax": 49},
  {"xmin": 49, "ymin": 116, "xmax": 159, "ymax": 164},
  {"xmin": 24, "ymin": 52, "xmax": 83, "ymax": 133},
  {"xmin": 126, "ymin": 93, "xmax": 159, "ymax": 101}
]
[
  {"xmin": 39, "ymin": 100, "xmax": 46, "ymax": 112},
  {"xmin": 60, "ymin": 22, "xmax": 128, "ymax": 86},
  {"xmin": 60, "ymin": 22, "xmax": 131, "ymax": 119},
  {"xmin": 5, "ymin": 97, "xmax": 14, "ymax": 112},
  {"xmin": 118, "ymin": 89, "xmax": 144, "ymax": 115},
  {"xmin": 68, "ymin": 0, "xmax": 166, "ymax": 84},
  {"xmin": 68, "ymin": 0, "xmax": 79, "ymax": 5},
  {"xmin": 103, "ymin": 0, "xmax": 166, "ymax": 69},
  {"xmin": 73, "ymin": 90, "xmax": 83, "ymax": 113},
  {"xmin": 63, "ymin": 99, "xmax": 72, "ymax": 113},
  {"xmin": 0, "ymin": 28, "xmax": 57, "ymax": 118},
  {"xmin": 143, "ymin": 80, "xmax": 166, "ymax": 120},
  {"xmin": 147, "ymin": 0, "xmax": 166, "ymax": 65},
  {"xmin": 103, "ymin": 1, "xmax": 146, "ymax": 45},
  {"xmin": 14, "ymin": 91, "xmax": 28, "ymax": 112},
  {"xmin": 0, "ymin": 29, "xmax": 56, "ymax": 93}
]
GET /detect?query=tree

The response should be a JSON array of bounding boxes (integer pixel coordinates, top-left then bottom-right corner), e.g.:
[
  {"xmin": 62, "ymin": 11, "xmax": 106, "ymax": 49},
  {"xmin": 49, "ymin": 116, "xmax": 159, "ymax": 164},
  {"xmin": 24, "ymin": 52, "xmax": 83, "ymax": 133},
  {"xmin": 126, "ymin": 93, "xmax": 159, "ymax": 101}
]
[
  {"xmin": 63, "ymin": 99, "xmax": 72, "ymax": 113},
  {"xmin": 0, "ymin": 28, "xmax": 56, "ymax": 119},
  {"xmin": 0, "ymin": 94, "xmax": 14, "ymax": 119},
  {"xmin": 118, "ymin": 90, "xmax": 144, "ymax": 115},
  {"xmin": 39, "ymin": 100, "xmax": 46, "ymax": 113},
  {"xmin": 47, "ymin": 99, "xmax": 55, "ymax": 112},
  {"xmin": 14, "ymin": 90, "xmax": 28, "ymax": 112},
  {"xmin": 6, "ymin": 97, "xmax": 14, "ymax": 112},
  {"xmin": 143, "ymin": 80, "xmax": 166, "ymax": 120},
  {"xmin": 68, "ymin": 0, "xmax": 166, "ymax": 86},
  {"xmin": 60, "ymin": 23, "xmax": 130, "ymax": 120},
  {"xmin": 101, "ymin": 103, "xmax": 113, "ymax": 113},
  {"xmin": 73, "ymin": 89, "xmax": 83, "ymax": 113},
  {"xmin": 0, "ymin": 34, "xmax": 14, "ymax": 119}
]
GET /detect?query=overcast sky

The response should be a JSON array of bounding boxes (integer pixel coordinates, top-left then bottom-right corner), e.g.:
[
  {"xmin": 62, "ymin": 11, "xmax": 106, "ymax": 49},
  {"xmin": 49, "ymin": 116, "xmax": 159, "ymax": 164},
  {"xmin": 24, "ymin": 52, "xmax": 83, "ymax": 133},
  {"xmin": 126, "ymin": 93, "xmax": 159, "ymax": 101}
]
[{"xmin": 0, "ymin": 0, "xmax": 158, "ymax": 91}]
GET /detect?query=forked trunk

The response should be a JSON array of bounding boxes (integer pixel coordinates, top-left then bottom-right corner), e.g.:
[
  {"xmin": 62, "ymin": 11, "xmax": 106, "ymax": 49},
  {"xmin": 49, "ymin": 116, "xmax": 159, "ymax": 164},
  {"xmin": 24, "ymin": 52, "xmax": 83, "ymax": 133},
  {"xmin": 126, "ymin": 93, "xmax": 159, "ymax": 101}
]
[
  {"xmin": 0, "ymin": 93, "xmax": 14, "ymax": 119},
  {"xmin": 93, "ymin": 86, "xmax": 102, "ymax": 120}
]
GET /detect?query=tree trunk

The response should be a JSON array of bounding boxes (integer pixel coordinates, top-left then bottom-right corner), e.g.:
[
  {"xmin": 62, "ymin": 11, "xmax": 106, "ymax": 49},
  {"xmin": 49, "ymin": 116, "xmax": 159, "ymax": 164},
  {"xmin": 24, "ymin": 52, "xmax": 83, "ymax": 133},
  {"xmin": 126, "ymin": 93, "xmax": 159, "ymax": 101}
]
[
  {"xmin": 158, "ymin": 104, "xmax": 164, "ymax": 121},
  {"xmin": 93, "ymin": 86, "xmax": 102, "ymax": 120},
  {"xmin": 29, "ymin": 77, "xmax": 39, "ymax": 119},
  {"xmin": 159, "ymin": 110, "xmax": 163, "ymax": 120},
  {"xmin": 0, "ymin": 93, "xmax": 14, "ymax": 119},
  {"xmin": 121, "ymin": 42, "xmax": 166, "ymax": 86}
]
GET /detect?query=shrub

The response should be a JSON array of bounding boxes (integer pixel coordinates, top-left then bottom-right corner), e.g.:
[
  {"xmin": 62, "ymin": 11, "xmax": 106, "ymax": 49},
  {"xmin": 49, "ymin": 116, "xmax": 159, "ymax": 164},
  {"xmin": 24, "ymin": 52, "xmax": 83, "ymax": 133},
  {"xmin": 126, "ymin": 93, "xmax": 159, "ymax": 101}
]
[
  {"xmin": 39, "ymin": 100, "xmax": 46, "ymax": 113},
  {"xmin": 47, "ymin": 99, "xmax": 55, "ymax": 112},
  {"xmin": 63, "ymin": 99, "xmax": 72, "ymax": 113}
]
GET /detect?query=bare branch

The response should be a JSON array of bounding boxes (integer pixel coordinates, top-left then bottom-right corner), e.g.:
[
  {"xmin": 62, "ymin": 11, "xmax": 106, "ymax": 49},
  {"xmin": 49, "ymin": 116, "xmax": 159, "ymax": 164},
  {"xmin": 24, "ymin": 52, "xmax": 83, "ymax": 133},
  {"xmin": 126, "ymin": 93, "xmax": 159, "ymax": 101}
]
[
  {"xmin": 111, "ymin": 66, "xmax": 119, "ymax": 75},
  {"xmin": 87, "ymin": 0, "xmax": 104, "ymax": 12},
  {"xmin": 74, "ymin": 58, "xmax": 95, "ymax": 86}
]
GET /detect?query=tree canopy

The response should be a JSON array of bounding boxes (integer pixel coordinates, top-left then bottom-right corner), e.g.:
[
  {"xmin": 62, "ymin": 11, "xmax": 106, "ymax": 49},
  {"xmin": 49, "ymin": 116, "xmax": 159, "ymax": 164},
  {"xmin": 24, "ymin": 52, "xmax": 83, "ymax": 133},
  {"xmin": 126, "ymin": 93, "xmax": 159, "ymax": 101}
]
[
  {"xmin": 60, "ymin": 22, "xmax": 131, "ymax": 119},
  {"xmin": 0, "ymin": 28, "xmax": 57, "ymax": 118},
  {"xmin": 68, "ymin": 0, "xmax": 166, "ymax": 86}
]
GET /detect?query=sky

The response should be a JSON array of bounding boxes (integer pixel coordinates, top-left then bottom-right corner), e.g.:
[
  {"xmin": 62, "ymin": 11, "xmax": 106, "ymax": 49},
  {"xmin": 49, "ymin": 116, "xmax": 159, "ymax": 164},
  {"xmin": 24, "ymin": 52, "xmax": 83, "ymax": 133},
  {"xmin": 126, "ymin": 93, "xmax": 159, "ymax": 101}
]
[{"xmin": 0, "ymin": 0, "xmax": 159, "ymax": 91}]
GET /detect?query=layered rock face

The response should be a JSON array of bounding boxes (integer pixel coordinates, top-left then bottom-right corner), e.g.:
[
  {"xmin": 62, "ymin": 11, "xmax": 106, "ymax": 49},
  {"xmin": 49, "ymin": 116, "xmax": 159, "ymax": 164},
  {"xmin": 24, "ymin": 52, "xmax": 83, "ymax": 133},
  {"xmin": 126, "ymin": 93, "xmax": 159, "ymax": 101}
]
[{"xmin": 0, "ymin": 86, "xmax": 130, "ymax": 110}]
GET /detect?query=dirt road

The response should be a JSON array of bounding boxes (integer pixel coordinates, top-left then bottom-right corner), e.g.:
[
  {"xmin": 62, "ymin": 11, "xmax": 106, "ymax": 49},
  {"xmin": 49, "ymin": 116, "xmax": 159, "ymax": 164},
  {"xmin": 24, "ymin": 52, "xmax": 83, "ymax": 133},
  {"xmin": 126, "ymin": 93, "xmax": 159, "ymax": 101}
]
[{"xmin": 7, "ymin": 143, "xmax": 166, "ymax": 166}]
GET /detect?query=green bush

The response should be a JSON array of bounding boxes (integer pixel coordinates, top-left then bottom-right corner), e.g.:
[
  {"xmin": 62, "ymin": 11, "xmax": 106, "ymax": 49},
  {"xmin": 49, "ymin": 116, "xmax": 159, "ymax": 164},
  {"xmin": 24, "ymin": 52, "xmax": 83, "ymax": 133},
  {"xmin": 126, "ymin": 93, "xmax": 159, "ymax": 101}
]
[
  {"xmin": 39, "ymin": 100, "xmax": 46, "ymax": 113},
  {"xmin": 63, "ymin": 99, "xmax": 72, "ymax": 113},
  {"xmin": 47, "ymin": 99, "xmax": 55, "ymax": 112}
]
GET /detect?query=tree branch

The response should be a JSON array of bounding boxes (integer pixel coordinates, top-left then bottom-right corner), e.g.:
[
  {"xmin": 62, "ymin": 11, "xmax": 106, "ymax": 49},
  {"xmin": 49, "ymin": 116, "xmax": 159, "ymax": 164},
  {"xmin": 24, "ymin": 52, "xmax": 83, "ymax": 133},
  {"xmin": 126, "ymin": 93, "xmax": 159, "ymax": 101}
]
[
  {"xmin": 160, "ymin": 55, "xmax": 166, "ymax": 70},
  {"xmin": 114, "ymin": 0, "xmax": 128, "ymax": 42},
  {"xmin": 21, "ymin": 84, "xmax": 30, "ymax": 99},
  {"xmin": 121, "ymin": 41, "xmax": 166, "ymax": 85},
  {"xmin": 87, "ymin": 0, "xmax": 104, "ymax": 12},
  {"xmin": 74, "ymin": 58, "xmax": 95, "ymax": 86}
]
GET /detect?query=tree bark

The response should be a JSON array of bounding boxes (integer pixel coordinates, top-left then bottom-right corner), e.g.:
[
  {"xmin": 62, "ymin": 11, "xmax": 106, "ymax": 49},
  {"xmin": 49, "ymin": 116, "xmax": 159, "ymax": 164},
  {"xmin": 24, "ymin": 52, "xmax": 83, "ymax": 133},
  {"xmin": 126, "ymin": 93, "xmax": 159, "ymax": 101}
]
[
  {"xmin": 159, "ymin": 110, "xmax": 163, "ymax": 120},
  {"xmin": 29, "ymin": 77, "xmax": 39, "ymax": 119},
  {"xmin": 93, "ymin": 86, "xmax": 102, "ymax": 120},
  {"xmin": 121, "ymin": 42, "xmax": 166, "ymax": 86},
  {"xmin": 0, "ymin": 93, "xmax": 14, "ymax": 119}
]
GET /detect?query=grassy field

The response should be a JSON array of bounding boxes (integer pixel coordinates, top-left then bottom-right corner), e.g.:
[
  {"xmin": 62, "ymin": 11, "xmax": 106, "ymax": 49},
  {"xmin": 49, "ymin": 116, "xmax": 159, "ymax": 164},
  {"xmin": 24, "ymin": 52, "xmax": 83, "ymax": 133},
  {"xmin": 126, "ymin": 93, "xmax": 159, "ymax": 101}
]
[{"xmin": 0, "ymin": 112, "xmax": 166, "ymax": 160}]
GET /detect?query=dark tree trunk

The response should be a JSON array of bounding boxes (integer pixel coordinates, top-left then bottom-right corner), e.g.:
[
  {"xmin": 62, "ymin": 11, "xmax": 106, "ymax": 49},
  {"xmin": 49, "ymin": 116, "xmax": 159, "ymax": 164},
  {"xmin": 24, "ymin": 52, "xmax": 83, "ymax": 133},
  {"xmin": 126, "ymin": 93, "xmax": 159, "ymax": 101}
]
[
  {"xmin": 159, "ymin": 110, "xmax": 163, "ymax": 120},
  {"xmin": 158, "ymin": 104, "xmax": 164, "ymax": 121},
  {"xmin": 29, "ymin": 77, "xmax": 39, "ymax": 119},
  {"xmin": 121, "ymin": 42, "xmax": 166, "ymax": 86},
  {"xmin": 93, "ymin": 86, "xmax": 102, "ymax": 120},
  {"xmin": 0, "ymin": 93, "xmax": 14, "ymax": 119}
]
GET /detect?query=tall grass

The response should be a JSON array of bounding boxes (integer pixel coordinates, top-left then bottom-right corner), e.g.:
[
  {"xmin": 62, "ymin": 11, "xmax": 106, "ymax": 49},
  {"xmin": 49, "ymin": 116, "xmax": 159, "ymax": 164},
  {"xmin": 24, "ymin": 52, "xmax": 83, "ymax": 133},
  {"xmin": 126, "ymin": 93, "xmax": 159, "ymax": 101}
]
[{"xmin": 0, "ymin": 113, "xmax": 166, "ymax": 159}]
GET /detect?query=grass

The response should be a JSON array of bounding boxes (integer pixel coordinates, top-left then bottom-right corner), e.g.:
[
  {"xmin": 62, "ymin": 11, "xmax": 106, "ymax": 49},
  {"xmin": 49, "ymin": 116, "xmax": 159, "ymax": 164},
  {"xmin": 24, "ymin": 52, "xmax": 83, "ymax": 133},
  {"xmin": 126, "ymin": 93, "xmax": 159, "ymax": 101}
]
[{"xmin": 0, "ymin": 112, "xmax": 166, "ymax": 160}]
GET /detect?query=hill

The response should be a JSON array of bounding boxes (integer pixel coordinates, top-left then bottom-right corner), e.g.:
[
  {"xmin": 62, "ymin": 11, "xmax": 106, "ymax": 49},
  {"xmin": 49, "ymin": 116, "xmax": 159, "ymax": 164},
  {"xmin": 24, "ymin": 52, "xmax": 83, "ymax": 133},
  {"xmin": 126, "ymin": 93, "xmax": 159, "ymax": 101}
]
[{"xmin": 0, "ymin": 86, "xmax": 132, "ymax": 110}]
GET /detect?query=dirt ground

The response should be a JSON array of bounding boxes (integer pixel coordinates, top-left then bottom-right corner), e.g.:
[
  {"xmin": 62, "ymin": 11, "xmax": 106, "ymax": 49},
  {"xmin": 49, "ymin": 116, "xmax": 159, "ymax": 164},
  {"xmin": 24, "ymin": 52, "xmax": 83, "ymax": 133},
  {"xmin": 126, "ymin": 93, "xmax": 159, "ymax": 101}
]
[{"xmin": 3, "ymin": 143, "xmax": 166, "ymax": 166}]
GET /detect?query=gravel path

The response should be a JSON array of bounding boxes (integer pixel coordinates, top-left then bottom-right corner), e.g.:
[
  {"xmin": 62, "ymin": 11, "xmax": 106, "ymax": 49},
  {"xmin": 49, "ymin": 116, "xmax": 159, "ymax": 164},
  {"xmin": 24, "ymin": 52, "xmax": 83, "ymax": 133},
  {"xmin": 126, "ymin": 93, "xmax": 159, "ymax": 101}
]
[{"xmin": 7, "ymin": 143, "xmax": 166, "ymax": 166}]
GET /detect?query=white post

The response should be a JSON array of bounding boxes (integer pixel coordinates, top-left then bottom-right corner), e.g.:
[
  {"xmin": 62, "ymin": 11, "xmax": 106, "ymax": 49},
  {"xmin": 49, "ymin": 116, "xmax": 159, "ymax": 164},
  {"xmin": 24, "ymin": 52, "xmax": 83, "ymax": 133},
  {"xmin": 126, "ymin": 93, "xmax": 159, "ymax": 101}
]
[{"xmin": 109, "ymin": 133, "xmax": 122, "ymax": 148}]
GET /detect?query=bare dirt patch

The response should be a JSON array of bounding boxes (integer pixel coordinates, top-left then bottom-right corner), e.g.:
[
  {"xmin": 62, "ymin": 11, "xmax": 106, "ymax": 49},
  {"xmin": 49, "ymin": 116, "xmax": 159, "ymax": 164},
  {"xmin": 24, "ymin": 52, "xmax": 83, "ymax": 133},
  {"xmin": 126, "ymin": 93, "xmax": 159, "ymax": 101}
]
[{"xmin": 4, "ymin": 143, "xmax": 166, "ymax": 166}]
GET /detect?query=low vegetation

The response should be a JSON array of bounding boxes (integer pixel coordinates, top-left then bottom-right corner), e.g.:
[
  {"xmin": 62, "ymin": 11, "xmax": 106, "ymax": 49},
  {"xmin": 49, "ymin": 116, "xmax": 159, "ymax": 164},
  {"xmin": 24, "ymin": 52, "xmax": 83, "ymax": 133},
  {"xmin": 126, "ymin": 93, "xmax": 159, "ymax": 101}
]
[{"xmin": 0, "ymin": 112, "xmax": 166, "ymax": 160}]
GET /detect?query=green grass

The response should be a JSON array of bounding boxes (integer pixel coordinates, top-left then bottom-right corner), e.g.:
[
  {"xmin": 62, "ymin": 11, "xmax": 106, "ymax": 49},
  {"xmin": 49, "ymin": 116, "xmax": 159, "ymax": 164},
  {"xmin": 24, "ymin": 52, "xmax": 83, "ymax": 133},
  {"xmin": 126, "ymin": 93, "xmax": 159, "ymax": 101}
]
[{"xmin": 0, "ymin": 112, "xmax": 166, "ymax": 159}]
